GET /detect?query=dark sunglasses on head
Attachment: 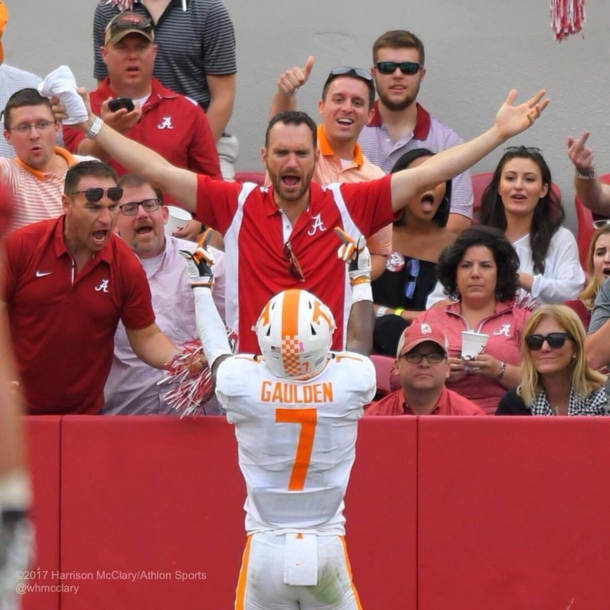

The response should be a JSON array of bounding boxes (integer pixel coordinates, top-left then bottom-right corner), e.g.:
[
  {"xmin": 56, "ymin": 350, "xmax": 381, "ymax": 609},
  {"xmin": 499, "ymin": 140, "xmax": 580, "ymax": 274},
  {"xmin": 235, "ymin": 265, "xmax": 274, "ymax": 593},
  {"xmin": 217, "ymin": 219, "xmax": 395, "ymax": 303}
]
[
  {"xmin": 525, "ymin": 332, "xmax": 572, "ymax": 351},
  {"xmin": 375, "ymin": 61, "xmax": 421, "ymax": 75},
  {"xmin": 119, "ymin": 199, "xmax": 162, "ymax": 216},
  {"xmin": 69, "ymin": 187, "xmax": 124, "ymax": 203},
  {"xmin": 503, "ymin": 146, "xmax": 543, "ymax": 155},
  {"xmin": 283, "ymin": 241, "xmax": 305, "ymax": 282}
]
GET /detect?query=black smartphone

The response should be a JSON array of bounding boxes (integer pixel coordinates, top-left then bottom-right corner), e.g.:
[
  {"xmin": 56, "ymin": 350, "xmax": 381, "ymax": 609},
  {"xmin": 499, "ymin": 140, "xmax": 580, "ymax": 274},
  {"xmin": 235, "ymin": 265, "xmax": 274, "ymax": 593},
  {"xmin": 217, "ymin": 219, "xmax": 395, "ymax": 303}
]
[{"xmin": 108, "ymin": 97, "xmax": 135, "ymax": 113}]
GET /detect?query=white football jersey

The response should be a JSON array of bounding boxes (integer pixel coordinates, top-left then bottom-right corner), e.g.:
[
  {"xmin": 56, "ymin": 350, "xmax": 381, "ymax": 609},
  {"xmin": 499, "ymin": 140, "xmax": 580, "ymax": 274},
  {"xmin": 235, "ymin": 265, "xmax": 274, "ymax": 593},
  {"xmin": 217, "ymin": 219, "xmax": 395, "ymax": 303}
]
[{"xmin": 216, "ymin": 352, "xmax": 376, "ymax": 535}]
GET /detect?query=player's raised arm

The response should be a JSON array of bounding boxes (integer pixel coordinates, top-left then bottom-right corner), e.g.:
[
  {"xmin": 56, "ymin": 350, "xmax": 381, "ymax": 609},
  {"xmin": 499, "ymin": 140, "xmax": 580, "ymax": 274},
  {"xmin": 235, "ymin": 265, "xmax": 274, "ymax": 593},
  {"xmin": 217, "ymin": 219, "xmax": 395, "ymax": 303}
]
[
  {"xmin": 390, "ymin": 89, "xmax": 550, "ymax": 212},
  {"xmin": 183, "ymin": 231, "xmax": 232, "ymax": 381},
  {"xmin": 335, "ymin": 229, "xmax": 374, "ymax": 356}
]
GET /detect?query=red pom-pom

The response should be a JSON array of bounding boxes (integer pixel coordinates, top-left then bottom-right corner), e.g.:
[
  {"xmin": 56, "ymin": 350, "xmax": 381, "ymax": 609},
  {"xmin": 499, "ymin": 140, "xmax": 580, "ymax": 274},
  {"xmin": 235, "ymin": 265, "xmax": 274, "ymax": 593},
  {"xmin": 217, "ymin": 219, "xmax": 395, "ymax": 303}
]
[{"xmin": 550, "ymin": 0, "xmax": 586, "ymax": 41}]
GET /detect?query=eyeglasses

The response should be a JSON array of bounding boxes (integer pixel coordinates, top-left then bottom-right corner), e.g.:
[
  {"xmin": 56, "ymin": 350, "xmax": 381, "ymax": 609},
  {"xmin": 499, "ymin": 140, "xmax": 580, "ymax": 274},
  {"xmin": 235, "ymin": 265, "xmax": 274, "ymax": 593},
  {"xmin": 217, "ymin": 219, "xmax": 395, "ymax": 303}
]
[
  {"xmin": 503, "ymin": 146, "xmax": 543, "ymax": 155},
  {"xmin": 593, "ymin": 219, "xmax": 610, "ymax": 230},
  {"xmin": 405, "ymin": 258, "xmax": 420, "ymax": 300},
  {"xmin": 283, "ymin": 241, "xmax": 305, "ymax": 282},
  {"xmin": 401, "ymin": 351, "xmax": 446, "ymax": 364},
  {"xmin": 119, "ymin": 198, "xmax": 162, "ymax": 216},
  {"xmin": 68, "ymin": 187, "xmax": 124, "ymax": 203},
  {"xmin": 375, "ymin": 61, "xmax": 421, "ymax": 76},
  {"xmin": 9, "ymin": 120, "xmax": 56, "ymax": 134},
  {"xmin": 525, "ymin": 332, "xmax": 572, "ymax": 351}
]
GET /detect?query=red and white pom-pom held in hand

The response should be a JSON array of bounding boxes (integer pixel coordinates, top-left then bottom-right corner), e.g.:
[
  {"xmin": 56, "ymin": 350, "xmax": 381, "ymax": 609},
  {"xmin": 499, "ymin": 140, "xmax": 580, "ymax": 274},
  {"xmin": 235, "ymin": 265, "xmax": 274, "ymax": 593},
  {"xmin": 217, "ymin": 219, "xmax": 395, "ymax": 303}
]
[
  {"xmin": 161, "ymin": 331, "xmax": 237, "ymax": 417},
  {"xmin": 550, "ymin": 0, "xmax": 585, "ymax": 41}
]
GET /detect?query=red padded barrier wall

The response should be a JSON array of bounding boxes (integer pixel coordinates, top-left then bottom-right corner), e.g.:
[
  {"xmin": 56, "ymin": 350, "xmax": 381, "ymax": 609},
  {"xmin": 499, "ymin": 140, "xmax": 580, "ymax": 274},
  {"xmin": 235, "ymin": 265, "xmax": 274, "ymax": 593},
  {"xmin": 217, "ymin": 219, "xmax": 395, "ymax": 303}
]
[
  {"xmin": 346, "ymin": 417, "xmax": 417, "ymax": 609},
  {"xmin": 418, "ymin": 417, "xmax": 610, "ymax": 610},
  {"xmin": 60, "ymin": 416, "xmax": 245, "ymax": 610},
  {"xmin": 22, "ymin": 417, "xmax": 61, "ymax": 610}
]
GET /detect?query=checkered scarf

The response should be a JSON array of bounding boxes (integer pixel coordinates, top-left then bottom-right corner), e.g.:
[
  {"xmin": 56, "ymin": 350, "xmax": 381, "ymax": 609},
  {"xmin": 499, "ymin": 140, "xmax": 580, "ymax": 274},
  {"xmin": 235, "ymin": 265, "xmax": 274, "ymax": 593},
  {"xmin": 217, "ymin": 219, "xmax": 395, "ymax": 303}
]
[{"xmin": 528, "ymin": 386, "xmax": 609, "ymax": 416}]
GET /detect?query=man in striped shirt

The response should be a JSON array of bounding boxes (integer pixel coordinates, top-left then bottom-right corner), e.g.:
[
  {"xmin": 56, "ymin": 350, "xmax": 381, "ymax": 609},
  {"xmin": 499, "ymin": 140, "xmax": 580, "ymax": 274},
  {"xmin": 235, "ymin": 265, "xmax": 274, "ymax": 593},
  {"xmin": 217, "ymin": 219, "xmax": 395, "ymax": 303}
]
[{"xmin": 1, "ymin": 88, "xmax": 91, "ymax": 232}]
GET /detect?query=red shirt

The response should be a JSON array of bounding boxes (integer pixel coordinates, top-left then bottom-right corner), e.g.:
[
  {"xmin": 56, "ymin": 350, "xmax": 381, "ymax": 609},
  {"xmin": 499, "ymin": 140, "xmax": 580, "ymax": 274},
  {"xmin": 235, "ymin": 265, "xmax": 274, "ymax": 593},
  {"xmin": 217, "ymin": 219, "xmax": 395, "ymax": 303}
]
[
  {"xmin": 195, "ymin": 176, "xmax": 395, "ymax": 353},
  {"xmin": 4, "ymin": 217, "xmax": 155, "ymax": 414},
  {"xmin": 365, "ymin": 387, "xmax": 485, "ymax": 416},
  {"xmin": 63, "ymin": 78, "xmax": 221, "ymax": 198}
]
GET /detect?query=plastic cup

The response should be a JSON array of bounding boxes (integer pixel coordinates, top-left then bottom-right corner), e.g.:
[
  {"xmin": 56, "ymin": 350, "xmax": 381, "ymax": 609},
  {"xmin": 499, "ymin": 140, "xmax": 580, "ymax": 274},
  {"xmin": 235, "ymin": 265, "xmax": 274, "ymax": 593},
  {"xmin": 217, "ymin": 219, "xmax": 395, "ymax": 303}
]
[
  {"xmin": 461, "ymin": 331, "xmax": 489, "ymax": 360},
  {"xmin": 165, "ymin": 206, "xmax": 192, "ymax": 236}
]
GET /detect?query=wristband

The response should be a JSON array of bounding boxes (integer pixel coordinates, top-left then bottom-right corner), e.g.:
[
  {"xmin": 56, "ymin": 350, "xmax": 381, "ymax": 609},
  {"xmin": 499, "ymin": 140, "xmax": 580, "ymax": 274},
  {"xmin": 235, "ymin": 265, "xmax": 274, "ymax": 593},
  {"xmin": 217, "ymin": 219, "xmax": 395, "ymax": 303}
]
[
  {"xmin": 394, "ymin": 307, "xmax": 405, "ymax": 317},
  {"xmin": 575, "ymin": 166, "xmax": 596, "ymax": 180},
  {"xmin": 495, "ymin": 361, "xmax": 507, "ymax": 381},
  {"xmin": 351, "ymin": 282, "xmax": 372, "ymax": 303},
  {"xmin": 376, "ymin": 306, "xmax": 389, "ymax": 318},
  {"xmin": 85, "ymin": 116, "xmax": 104, "ymax": 140}
]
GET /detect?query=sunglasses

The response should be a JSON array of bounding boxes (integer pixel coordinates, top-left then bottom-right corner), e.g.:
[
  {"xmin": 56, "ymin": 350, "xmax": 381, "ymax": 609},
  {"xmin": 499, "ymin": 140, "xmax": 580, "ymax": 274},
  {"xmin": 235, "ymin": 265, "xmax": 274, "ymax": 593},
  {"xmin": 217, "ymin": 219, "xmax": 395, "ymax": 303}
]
[
  {"xmin": 328, "ymin": 66, "xmax": 373, "ymax": 82},
  {"xmin": 503, "ymin": 146, "xmax": 543, "ymax": 155},
  {"xmin": 119, "ymin": 198, "xmax": 162, "ymax": 216},
  {"xmin": 283, "ymin": 241, "xmax": 305, "ymax": 282},
  {"xmin": 375, "ymin": 61, "xmax": 421, "ymax": 76},
  {"xmin": 401, "ymin": 351, "xmax": 445, "ymax": 364},
  {"xmin": 69, "ymin": 187, "xmax": 124, "ymax": 203},
  {"xmin": 525, "ymin": 332, "xmax": 572, "ymax": 351},
  {"xmin": 110, "ymin": 13, "xmax": 153, "ymax": 31},
  {"xmin": 405, "ymin": 258, "xmax": 420, "ymax": 300},
  {"xmin": 593, "ymin": 219, "xmax": 610, "ymax": 230}
]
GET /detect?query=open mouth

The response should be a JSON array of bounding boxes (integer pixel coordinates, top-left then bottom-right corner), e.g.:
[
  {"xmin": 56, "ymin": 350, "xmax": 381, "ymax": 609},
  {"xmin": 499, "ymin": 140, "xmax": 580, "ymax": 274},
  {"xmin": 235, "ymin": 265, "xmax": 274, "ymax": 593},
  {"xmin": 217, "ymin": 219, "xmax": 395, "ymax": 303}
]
[
  {"xmin": 281, "ymin": 175, "xmax": 300, "ymax": 187},
  {"xmin": 337, "ymin": 118, "xmax": 354, "ymax": 126},
  {"xmin": 603, "ymin": 268, "xmax": 610, "ymax": 277},
  {"xmin": 136, "ymin": 226, "xmax": 153, "ymax": 235},
  {"xmin": 92, "ymin": 230, "xmax": 109, "ymax": 245},
  {"xmin": 420, "ymin": 193, "xmax": 435, "ymax": 212}
]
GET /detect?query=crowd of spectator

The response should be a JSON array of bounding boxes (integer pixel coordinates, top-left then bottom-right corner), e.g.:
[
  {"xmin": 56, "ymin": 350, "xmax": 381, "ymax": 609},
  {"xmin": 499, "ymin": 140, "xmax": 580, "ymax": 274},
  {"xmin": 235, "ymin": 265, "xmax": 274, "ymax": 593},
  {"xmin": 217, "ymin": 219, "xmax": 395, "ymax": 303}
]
[{"xmin": 0, "ymin": 0, "xmax": 609, "ymax": 424}]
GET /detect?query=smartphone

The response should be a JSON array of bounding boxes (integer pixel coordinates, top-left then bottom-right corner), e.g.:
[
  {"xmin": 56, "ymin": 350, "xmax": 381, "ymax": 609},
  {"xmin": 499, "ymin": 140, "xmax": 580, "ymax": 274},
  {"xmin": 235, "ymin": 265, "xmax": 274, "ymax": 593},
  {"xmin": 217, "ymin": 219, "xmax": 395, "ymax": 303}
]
[{"xmin": 108, "ymin": 97, "xmax": 135, "ymax": 113}]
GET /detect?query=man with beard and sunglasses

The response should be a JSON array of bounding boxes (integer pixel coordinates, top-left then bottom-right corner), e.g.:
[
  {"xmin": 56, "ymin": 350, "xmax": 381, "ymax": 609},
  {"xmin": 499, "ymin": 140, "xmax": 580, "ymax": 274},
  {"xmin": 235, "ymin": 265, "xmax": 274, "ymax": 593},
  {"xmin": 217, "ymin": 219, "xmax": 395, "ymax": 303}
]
[
  {"xmin": 68, "ymin": 85, "xmax": 548, "ymax": 355},
  {"xmin": 359, "ymin": 30, "xmax": 474, "ymax": 234},
  {"xmin": 3, "ymin": 160, "xmax": 180, "ymax": 415}
]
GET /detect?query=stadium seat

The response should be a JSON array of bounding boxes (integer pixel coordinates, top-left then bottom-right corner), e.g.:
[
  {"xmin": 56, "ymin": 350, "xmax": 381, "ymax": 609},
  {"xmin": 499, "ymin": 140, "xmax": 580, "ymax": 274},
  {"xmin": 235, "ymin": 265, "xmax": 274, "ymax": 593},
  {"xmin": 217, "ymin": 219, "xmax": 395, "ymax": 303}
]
[
  {"xmin": 574, "ymin": 173, "xmax": 610, "ymax": 270},
  {"xmin": 234, "ymin": 171, "xmax": 265, "ymax": 185},
  {"xmin": 370, "ymin": 354, "xmax": 395, "ymax": 397}
]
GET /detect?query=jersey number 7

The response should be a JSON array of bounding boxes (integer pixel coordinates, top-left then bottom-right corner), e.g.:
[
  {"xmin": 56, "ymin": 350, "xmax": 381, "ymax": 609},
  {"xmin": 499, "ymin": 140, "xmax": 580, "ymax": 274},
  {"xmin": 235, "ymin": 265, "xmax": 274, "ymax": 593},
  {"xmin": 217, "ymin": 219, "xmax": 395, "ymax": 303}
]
[{"xmin": 275, "ymin": 408, "xmax": 318, "ymax": 491}]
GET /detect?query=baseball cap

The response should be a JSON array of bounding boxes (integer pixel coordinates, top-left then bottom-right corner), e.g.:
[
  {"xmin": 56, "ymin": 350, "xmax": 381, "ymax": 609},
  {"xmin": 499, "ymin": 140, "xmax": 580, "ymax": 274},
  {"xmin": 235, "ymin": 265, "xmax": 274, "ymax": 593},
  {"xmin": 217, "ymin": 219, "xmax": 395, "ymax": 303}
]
[
  {"xmin": 0, "ymin": 2, "xmax": 8, "ymax": 65},
  {"xmin": 104, "ymin": 12, "xmax": 155, "ymax": 46},
  {"xmin": 396, "ymin": 322, "xmax": 448, "ymax": 358}
]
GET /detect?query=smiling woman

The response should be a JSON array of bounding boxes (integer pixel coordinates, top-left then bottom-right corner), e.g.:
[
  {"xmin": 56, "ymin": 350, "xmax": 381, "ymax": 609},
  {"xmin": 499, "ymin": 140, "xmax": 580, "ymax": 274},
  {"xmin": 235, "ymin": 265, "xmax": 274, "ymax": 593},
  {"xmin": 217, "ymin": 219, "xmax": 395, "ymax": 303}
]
[{"xmin": 496, "ymin": 305, "xmax": 608, "ymax": 416}]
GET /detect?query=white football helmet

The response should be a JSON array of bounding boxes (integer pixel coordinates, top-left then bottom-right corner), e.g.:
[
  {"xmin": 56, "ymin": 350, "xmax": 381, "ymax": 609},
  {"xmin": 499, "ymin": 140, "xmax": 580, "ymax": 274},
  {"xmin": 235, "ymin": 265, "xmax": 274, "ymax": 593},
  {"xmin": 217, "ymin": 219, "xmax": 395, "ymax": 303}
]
[{"xmin": 255, "ymin": 289, "xmax": 336, "ymax": 379}]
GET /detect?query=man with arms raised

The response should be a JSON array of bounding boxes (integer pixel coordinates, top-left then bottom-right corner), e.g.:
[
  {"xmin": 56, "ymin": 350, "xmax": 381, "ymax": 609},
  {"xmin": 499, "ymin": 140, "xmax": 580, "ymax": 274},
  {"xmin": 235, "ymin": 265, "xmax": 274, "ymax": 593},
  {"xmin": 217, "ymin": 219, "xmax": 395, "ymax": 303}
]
[
  {"xmin": 360, "ymin": 30, "xmax": 474, "ymax": 233},
  {"xmin": 68, "ymin": 85, "xmax": 548, "ymax": 354},
  {"xmin": 182, "ymin": 231, "xmax": 374, "ymax": 608},
  {"xmin": 269, "ymin": 58, "xmax": 390, "ymax": 279},
  {"xmin": 4, "ymin": 160, "xmax": 179, "ymax": 414}
]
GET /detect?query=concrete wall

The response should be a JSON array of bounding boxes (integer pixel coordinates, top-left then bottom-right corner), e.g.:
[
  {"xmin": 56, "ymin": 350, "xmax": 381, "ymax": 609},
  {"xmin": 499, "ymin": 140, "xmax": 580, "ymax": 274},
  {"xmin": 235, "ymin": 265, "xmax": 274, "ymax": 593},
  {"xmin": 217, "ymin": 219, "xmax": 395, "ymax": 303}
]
[{"xmin": 6, "ymin": 0, "xmax": 610, "ymax": 228}]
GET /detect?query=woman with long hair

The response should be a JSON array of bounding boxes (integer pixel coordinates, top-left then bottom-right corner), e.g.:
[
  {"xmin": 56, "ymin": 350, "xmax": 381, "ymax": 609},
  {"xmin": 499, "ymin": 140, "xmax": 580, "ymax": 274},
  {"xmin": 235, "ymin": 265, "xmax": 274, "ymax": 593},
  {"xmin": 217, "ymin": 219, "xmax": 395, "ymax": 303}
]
[
  {"xmin": 479, "ymin": 146, "xmax": 584, "ymax": 303},
  {"xmin": 565, "ymin": 223, "xmax": 610, "ymax": 329},
  {"xmin": 496, "ymin": 305, "xmax": 608, "ymax": 415},
  {"xmin": 372, "ymin": 148, "xmax": 455, "ymax": 355}
]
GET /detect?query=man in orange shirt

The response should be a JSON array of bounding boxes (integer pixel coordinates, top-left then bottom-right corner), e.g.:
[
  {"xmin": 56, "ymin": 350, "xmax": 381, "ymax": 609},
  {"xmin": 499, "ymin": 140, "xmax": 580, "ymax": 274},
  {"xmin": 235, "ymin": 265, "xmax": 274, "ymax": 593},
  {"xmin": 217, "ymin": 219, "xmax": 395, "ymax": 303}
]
[
  {"xmin": 366, "ymin": 322, "xmax": 484, "ymax": 416},
  {"xmin": 269, "ymin": 57, "xmax": 390, "ymax": 280}
]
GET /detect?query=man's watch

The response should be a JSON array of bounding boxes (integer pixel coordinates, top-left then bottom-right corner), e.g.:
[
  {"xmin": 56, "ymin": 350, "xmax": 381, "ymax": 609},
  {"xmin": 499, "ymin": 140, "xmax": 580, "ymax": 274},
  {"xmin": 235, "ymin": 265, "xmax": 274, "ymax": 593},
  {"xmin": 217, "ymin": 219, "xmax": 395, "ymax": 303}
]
[
  {"xmin": 85, "ymin": 117, "xmax": 104, "ymax": 140},
  {"xmin": 575, "ymin": 166, "xmax": 596, "ymax": 180}
]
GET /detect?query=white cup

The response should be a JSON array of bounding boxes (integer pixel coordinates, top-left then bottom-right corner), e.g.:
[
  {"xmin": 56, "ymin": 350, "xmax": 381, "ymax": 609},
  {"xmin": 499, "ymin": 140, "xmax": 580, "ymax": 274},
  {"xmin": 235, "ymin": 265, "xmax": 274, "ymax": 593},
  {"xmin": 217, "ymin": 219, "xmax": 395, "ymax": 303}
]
[
  {"xmin": 165, "ymin": 206, "xmax": 192, "ymax": 236},
  {"xmin": 461, "ymin": 331, "xmax": 489, "ymax": 360}
]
